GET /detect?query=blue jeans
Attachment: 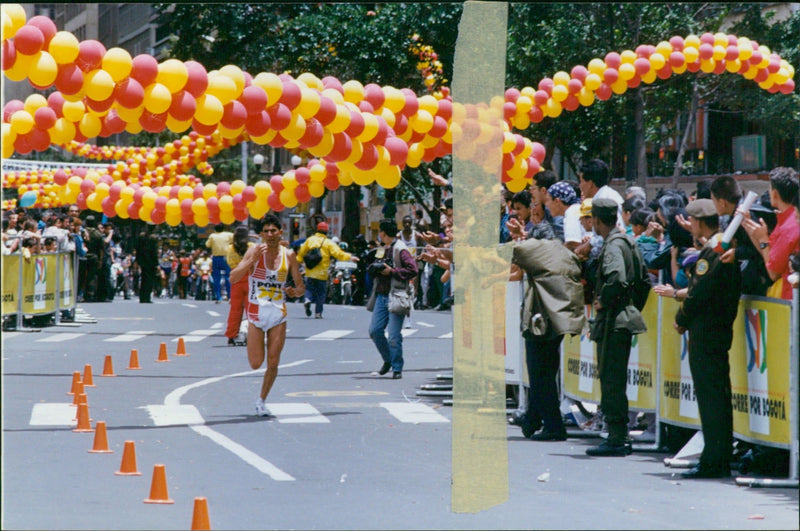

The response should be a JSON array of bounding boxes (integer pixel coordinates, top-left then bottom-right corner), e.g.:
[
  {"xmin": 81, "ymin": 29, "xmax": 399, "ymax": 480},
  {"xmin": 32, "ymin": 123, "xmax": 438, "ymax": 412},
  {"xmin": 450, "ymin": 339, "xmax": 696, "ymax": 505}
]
[
  {"xmin": 368, "ymin": 293, "xmax": 406, "ymax": 373},
  {"xmin": 211, "ymin": 256, "xmax": 230, "ymax": 301},
  {"xmin": 305, "ymin": 277, "xmax": 327, "ymax": 315}
]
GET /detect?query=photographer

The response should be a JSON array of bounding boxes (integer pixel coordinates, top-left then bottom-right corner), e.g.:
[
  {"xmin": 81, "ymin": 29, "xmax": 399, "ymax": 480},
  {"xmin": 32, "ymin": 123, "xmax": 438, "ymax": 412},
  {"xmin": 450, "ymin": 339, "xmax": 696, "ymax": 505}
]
[{"xmin": 367, "ymin": 219, "xmax": 418, "ymax": 380}]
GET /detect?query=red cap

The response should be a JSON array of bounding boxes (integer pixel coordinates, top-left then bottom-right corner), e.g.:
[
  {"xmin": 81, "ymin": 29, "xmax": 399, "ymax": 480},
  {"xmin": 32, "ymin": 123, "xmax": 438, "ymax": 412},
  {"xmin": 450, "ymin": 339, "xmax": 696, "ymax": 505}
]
[{"xmin": 317, "ymin": 222, "xmax": 329, "ymax": 232}]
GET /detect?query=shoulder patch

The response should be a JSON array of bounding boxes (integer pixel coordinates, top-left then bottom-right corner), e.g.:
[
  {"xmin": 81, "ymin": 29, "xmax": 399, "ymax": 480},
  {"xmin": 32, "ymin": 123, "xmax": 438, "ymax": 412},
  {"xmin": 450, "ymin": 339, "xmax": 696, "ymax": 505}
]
[{"xmin": 695, "ymin": 259, "xmax": 709, "ymax": 276}]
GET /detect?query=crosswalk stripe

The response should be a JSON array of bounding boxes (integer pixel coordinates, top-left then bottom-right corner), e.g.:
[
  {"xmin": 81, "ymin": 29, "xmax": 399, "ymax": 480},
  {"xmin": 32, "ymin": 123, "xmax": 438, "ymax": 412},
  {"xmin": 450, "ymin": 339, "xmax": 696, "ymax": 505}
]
[
  {"xmin": 104, "ymin": 330, "xmax": 154, "ymax": 342},
  {"xmin": 306, "ymin": 329, "xmax": 353, "ymax": 341},
  {"xmin": 439, "ymin": 332, "xmax": 453, "ymax": 339},
  {"xmin": 36, "ymin": 333, "xmax": 85, "ymax": 342},
  {"xmin": 29, "ymin": 403, "xmax": 76, "ymax": 426},
  {"xmin": 207, "ymin": 310, "xmax": 221, "ymax": 317},
  {"xmin": 173, "ymin": 329, "xmax": 220, "ymax": 342},
  {"xmin": 415, "ymin": 321, "xmax": 435, "ymax": 328},
  {"xmin": 210, "ymin": 322, "xmax": 223, "ymax": 329},
  {"xmin": 400, "ymin": 329, "xmax": 418, "ymax": 337},
  {"xmin": 381, "ymin": 402, "xmax": 450, "ymax": 423},
  {"xmin": 267, "ymin": 403, "xmax": 329, "ymax": 423},
  {"xmin": 143, "ymin": 404, "xmax": 204, "ymax": 426}
]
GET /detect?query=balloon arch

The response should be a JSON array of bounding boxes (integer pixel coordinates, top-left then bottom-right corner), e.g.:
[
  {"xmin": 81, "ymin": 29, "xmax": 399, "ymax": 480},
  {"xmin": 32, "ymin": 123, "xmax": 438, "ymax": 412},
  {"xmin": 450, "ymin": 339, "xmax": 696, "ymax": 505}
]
[{"xmin": 2, "ymin": 4, "xmax": 795, "ymax": 225}]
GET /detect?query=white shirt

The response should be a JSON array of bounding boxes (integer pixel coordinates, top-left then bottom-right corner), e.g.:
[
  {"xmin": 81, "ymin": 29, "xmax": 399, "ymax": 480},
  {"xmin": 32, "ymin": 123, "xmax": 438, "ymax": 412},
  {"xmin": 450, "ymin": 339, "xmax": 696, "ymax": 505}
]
[
  {"xmin": 563, "ymin": 203, "xmax": 584, "ymax": 244},
  {"xmin": 593, "ymin": 185, "xmax": 625, "ymax": 229}
]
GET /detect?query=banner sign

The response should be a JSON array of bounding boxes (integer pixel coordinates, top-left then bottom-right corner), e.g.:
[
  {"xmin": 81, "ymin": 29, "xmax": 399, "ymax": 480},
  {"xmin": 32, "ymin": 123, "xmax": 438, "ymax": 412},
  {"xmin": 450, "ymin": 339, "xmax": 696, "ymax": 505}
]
[{"xmin": 2, "ymin": 252, "xmax": 74, "ymax": 317}]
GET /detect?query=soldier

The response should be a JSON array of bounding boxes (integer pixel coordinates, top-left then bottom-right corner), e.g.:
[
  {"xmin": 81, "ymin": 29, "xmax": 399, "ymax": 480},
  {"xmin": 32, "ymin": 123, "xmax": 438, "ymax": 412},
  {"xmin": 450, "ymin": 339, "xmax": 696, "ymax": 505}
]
[
  {"xmin": 674, "ymin": 199, "xmax": 741, "ymax": 479},
  {"xmin": 586, "ymin": 198, "xmax": 647, "ymax": 457}
]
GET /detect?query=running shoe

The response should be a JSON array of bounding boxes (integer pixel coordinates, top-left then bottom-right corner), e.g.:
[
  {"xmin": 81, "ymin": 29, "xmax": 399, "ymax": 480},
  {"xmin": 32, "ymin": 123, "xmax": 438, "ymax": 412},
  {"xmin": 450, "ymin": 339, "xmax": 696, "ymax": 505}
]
[{"xmin": 255, "ymin": 399, "xmax": 271, "ymax": 417}]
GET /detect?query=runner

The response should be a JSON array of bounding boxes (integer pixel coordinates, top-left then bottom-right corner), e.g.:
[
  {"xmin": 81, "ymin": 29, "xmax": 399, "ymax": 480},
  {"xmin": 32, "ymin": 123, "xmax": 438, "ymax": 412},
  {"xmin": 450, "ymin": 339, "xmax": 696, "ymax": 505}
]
[{"xmin": 230, "ymin": 214, "xmax": 305, "ymax": 416}]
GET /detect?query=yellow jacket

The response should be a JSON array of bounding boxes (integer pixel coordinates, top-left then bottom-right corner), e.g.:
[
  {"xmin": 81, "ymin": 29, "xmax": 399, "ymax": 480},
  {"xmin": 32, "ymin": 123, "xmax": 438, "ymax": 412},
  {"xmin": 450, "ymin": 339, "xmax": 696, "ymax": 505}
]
[{"xmin": 297, "ymin": 232, "xmax": 352, "ymax": 280}]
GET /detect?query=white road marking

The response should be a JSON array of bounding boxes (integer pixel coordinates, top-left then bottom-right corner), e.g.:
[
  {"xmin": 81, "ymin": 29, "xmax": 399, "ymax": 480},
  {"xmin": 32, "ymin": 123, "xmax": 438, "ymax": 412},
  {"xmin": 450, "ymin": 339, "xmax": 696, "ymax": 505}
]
[
  {"xmin": 268, "ymin": 403, "xmax": 329, "ymax": 423},
  {"xmin": 439, "ymin": 332, "xmax": 453, "ymax": 339},
  {"xmin": 191, "ymin": 425, "xmax": 295, "ymax": 481},
  {"xmin": 104, "ymin": 330, "xmax": 154, "ymax": 342},
  {"xmin": 207, "ymin": 310, "xmax": 221, "ymax": 317},
  {"xmin": 306, "ymin": 329, "xmax": 353, "ymax": 341},
  {"xmin": 29, "ymin": 403, "xmax": 76, "ymax": 426},
  {"xmin": 142, "ymin": 405, "xmax": 204, "ymax": 426},
  {"xmin": 381, "ymin": 402, "xmax": 450, "ymax": 423},
  {"xmin": 158, "ymin": 359, "xmax": 313, "ymax": 480},
  {"xmin": 2, "ymin": 332, "xmax": 21, "ymax": 339},
  {"xmin": 172, "ymin": 329, "xmax": 220, "ymax": 342},
  {"xmin": 36, "ymin": 333, "xmax": 85, "ymax": 342},
  {"xmin": 400, "ymin": 329, "xmax": 418, "ymax": 337},
  {"xmin": 210, "ymin": 322, "xmax": 223, "ymax": 329},
  {"xmin": 337, "ymin": 360, "xmax": 364, "ymax": 364},
  {"xmin": 182, "ymin": 303, "xmax": 198, "ymax": 308},
  {"xmin": 415, "ymin": 321, "xmax": 435, "ymax": 328}
]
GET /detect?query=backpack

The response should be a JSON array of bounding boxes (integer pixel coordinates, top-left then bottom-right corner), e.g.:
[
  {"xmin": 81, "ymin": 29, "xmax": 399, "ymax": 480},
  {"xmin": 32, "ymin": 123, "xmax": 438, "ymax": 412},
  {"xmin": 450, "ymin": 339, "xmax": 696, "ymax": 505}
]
[
  {"xmin": 607, "ymin": 233, "xmax": 652, "ymax": 311},
  {"xmin": 303, "ymin": 237, "xmax": 325, "ymax": 270}
]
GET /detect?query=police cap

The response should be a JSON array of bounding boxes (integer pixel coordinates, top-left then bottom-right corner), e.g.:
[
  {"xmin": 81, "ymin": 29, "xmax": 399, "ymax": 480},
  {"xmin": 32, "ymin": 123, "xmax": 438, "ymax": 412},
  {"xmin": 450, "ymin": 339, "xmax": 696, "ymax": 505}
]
[{"xmin": 591, "ymin": 197, "xmax": 618, "ymax": 218}]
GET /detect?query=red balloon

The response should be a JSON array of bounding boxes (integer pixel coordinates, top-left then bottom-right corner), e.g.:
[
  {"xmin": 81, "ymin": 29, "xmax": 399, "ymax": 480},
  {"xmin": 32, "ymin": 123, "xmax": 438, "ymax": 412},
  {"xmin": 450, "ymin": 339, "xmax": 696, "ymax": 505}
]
[
  {"xmin": 429, "ymin": 116, "xmax": 448, "ymax": 138},
  {"xmin": 76, "ymin": 40, "xmax": 105, "ymax": 72},
  {"xmin": 669, "ymin": 52, "xmax": 685, "ymax": 68},
  {"xmin": 221, "ymin": 100, "xmax": 247, "ymax": 129},
  {"xmin": 151, "ymin": 209, "xmax": 166, "ymax": 224},
  {"xmin": 86, "ymin": 94, "xmax": 116, "ymax": 113},
  {"xmin": 127, "ymin": 202, "xmax": 140, "ymax": 219},
  {"xmin": 180, "ymin": 198, "xmax": 193, "ymax": 214},
  {"xmin": 14, "ymin": 25, "xmax": 45, "ymax": 55},
  {"xmin": 533, "ymin": 90, "xmax": 549, "ymax": 106},
  {"xmin": 322, "ymin": 76, "xmax": 344, "ymax": 93},
  {"xmin": 357, "ymin": 100, "xmax": 374, "ymax": 114},
  {"xmin": 267, "ymin": 103, "xmax": 292, "ymax": 130},
  {"xmin": 268, "ymin": 176, "xmax": 283, "ymax": 191},
  {"xmin": 131, "ymin": 54, "xmax": 159, "ymax": 86},
  {"xmin": 364, "ymin": 83, "xmax": 385, "ymax": 108},
  {"xmin": 154, "ymin": 196, "xmax": 168, "ymax": 212},
  {"xmin": 184, "ymin": 60, "xmax": 208, "ymax": 97},
  {"xmin": 562, "ymin": 94, "xmax": 579, "ymax": 111},
  {"xmin": 231, "ymin": 194, "xmax": 245, "ymax": 210},
  {"xmin": 528, "ymin": 106, "xmax": 544, "ymax": 124},
  {"xmin": 191, "ymin": 119, "xmax": 217, "ymax": 136},
  {"xmin": 267, "ymin": 193, "xmax": 284, "ymax": 212},
  {"xmin": 55, "ymin": 64, "xmax": 84, "ymax": 95},
  {"xmin": 567, "ymin": 78, "xmax": 583, "ymax": 94},
  {"xmin": 700, "ymin": 32, "xmax": 715, "ymax": 45},
  {"xmin": 76, "ymin": 192, "xmax": 87, "ymax": 210},
  {"xmin": 602, "ymin": 68, "xmax": 619, "ymax": 84},
  {"xmin": 206, "ymin": 196, "xmax": 219, "ymax": 213},
  {"xmin": 245, "ymin": 111, "xmax": 271, "ymax": 137},
  {"xmin": 399, "ymin": 88, "xmax": 419, "ymax": 116},
  {"xmin": 669, "ymin": 36, "xmax": 685, "ymax": 51},
  {"xmin": 216, "ymin": 181, "xmax": 231, "ymax": 197},
  {"xmin": 298, "ymin": 118, "xmax": 323, "ymax": 148},
  {"xmin": 101, "ymin": 197, "xmax": 116, "ymax": 218},
  {"xmin": 169, "ymin": 90, "xmax": 196, "ymax": 121},
  {"xmin": 634, "ymin": 45, "xmax": 652, "ymax": 58},
  {"xmin": 279, "ymin": 80, "xmax": 302, "ymax": 110},
  {"xmin": 232, "ymin": 208, "xmax": 248, "ymax": 222},
  {"xmin": 327, "ymin": 133, "xmax": 353, "ymax": 162},
  {"xmin": 47, "ymin": 92, "xmax": 65, "ymax": 118},
  {"xmin": 33, "ymin": 107, "xmax": 57, "ymax": 130},
  {"xmin": 114, "ymin": 77, "xmax": 144, "ymax": 108},
  {"xmin": 295, "ymin": 184, "xmax": 311, "ymax": 203},
  {"xmin": 687, "ymin": 60, "xmax": 702, "ymax": 74},
  {"xmin": 435, "ymin": 98, "xmax": 452, "ymax": 121},
  {"xmin": 504, "ymin": 87, "xmax": 520, "ymax": 103},
  {"xmin": 384, "ymin": 136, "xmax": 409, "ymax": 166},
  {"xmin": 315, "ymin": 95, "xmax": 337, "ymax": 126},
  {"xmin": 354, "ymin": 144, "xmax": 379, "ymax": 171},
  {"xmin": 725, "ymin": 45, "xmax": 739, "ymax": 62},
  {"xmin": 2, "ymin": 40, "xmax": 15, "ymax": 70},
  {"xmin": 80, "ymin": 180, "xmax": 96, "ymax": 196},
  {"xmin": 323, "ymin": 175, "xmax": 340, "ymax": 191},
  {"xmin": 207, "ymin": 209, "xmax": 220, "ymax": 225},
  {"xmin": 712, "ymin": 60, "xmax": 726, "ymax": 75},
  {"xmin": 140, "ymin": 111, "xmax": 168, "ymax": 133},
  {"xmin": 242, "ymin": 185, "xmax": 256, "ymax": 202},
  {"xmin": 27, "ymin": 16, "xmax": 58, "ymax": 46},
  {"xmin": 54, "ymin": 169, "xmax": 69, "ymax": 186},
  {"xmin": 503, "ymin": 101, "xmax": 516, "ymax": 120},
  {"xmin": 537, "ymin": 78, "xmax": 554, "ymax": 95},
  {"xmin": 604, "ymin": 52, "xmax": 622, "ymax": 70},
  {"xmin": 373, "ymin": 118, "xmax": 390, "ymax": 145},
  {"xmin": 109, "ymin": 182, "xmax": 124, "ymax": 202},
  {"xmin": 657, "ymin": 65, "xmax": 673, "ymax": 79},
  {"xmin": 698, "ymin": 43, "xmax": 714, "ymax": 60},
  {"xmin": 240, "ymin": 85, "xmax": 268, "ymax": 115},
  {"xmin": 29, "ymin": 127, "xmax": 51, "ymax": 152},
  {"xmin": 627, "ymin": 75, "xmax": 642, "ymax": 88},
  {"xmin": 393, "ymin": 114, "xmax": 409, "ymax": 135},
  {"xmin": 345, "ymin": 111, "xmax": 365, "ymax": 138},
  {"xmin": 634, "ymin": 58, "xmax": 651, "ymax": 76},
  {"xmin": 778, "ymin": 79, "xmax": 795, "ymax": 94}
]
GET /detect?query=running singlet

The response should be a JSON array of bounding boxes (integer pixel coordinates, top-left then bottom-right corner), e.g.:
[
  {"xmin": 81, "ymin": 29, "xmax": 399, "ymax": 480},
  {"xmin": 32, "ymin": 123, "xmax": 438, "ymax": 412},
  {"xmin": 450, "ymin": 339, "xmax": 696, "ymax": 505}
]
[{"xmin": 246, "ymin": 246, "xmax": 289, "ymax": 330}]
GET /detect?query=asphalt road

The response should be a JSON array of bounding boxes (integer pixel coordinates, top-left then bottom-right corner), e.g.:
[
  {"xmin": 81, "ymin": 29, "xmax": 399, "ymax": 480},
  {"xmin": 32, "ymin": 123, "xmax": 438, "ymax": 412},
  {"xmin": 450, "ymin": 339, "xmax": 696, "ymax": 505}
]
[{"xmin": 2, "ymin": 297, "xmax": 797, "ymax": 530}]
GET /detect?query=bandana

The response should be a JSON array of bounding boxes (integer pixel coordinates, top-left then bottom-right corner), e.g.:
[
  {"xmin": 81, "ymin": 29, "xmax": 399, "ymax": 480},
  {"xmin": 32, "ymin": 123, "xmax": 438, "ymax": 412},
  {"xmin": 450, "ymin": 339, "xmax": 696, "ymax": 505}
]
[{"xmin": 548, "ymin": 181, "xmax": 578, "ymax": 206}]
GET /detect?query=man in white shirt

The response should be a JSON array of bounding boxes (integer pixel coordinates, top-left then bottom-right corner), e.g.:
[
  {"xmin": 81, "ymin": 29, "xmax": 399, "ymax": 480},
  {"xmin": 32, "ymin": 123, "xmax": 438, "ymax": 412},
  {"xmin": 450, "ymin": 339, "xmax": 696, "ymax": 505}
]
[{"xmin": 578, "ymin": 159, "xmax": 624, "ymax": 229}]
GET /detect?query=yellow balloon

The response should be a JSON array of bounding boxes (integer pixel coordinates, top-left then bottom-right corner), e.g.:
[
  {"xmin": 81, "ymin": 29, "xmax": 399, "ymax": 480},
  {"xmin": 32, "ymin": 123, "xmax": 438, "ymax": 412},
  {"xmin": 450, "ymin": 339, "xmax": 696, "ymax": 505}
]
[
  {"xmin": 683, "ymin": 46, "xmax": 699, "ymax": 64},
  {"xmin": 649, "ymin": 53, "xmax": 666, "ymax": 71},
  {"xmin": 410, "ymin": 110, "xmax": 434, "ymax": 134},
  {"xmin": 84, "ymin": 69, "xmax": 116, "ymax": 101},
  {"xmin": 143, "ymin": 82, "xmax": 172, "ymax": 114},
  {"xmin": 177, "ymin": 185, "xmax": 193, "ymax": 202},
  {"xmin": 10, "ymin": 110, "xmax": 34, "ymax": 135},
  {"xmin": 94, "ymin": 182, "xmax": 110, "ymax": 199},
  {"xmin": 281, "ymin": 113, "xmax": 307, "ymax": 141},
  {"xmin": 620, "ymin": 50, "xmax": 637, "ymax": 64},
  {"xmin": 195, "ymin": 94, "xmax": 224, "ymax": 126},
  {"xmin": 611, "ymin": 78, "xmax": 628, "ymax": 95},
  {"xmin": 5, "ymin": 50, "xmax": 38, "ymax": 82},
  {"xmin": 506, "ymin": 177, "xmax": 528, "ymax": 193},
  {"xmin": 297, "ymin": 72, "xmax": 323, "ymax": 90},
  {"xmin": 165, "ymin": 115, "xmax": 192, "ymax": 133},
  {"xmin": 307, "ymin": 130, "xmax": 335, "ymax": 158},
  {"xmin": 641, "ymin": 70, "xmax": 658, "ymax": 84},
  {"xmin": 218, "ymin": 124, "xmax": 244, "ymax": 139},
  {"xmin": 584, "ymin": 73, "xmax": 602, "ymax": 91},
  {"xmin": 3, "ymin": 4, "xmax": 27, "ymax": 37},
  {"xmin": 375, "ymin": 166, "xmax": 401, "ymax": 189},
  {"xmin": 279, "ymin": 188, "xmax": 298, "ymax": 208},
  {"xmin": 206, "ymin": 74, "xmax": 239, "ymax": 105},
  {"xmin": 551, "ymin": 84, "xmax": 569, "ymax": 102},
  {"xmin": 86, "ymin": 192, "xmax": 101, "ymax": 212},
  {"xmin": 218, "ymin": 195, "xmax": 234, "ymax": 212},
  {"xmin": 587, "ymin": 58, "xmax": 606, "ymax": 76},
  {"xmin": 712, "ymin": 45, "xmax": 726, "ymax": 61},
  {"xmin": 553, "ymin": 71, "xmax": 571, "ymax": 86},
  {"xmin": 79, "ymin": 114, "xmax": 102, "ymax": 138},
  {"xmin": 577, "ymin": 87, "xmax": 595, "ymax": 107},
  {"xmin": 165, "ymin": 198, "xmax": 180, "ymax": 216},
  {"xmin": 253, "ymin": 72, "xmax": 283, "ymax": 105},
  {"xmin": 48, "ymin": 31, "xmax": 81, "ymax": 64},
  {"xmin": 230, "ymin": 180, "xmax": 246, "ymax": 195},
  {"xmin": 202, "ymin": 183, "xmax": 217, "ymax": 200},
  {"xmin": 328, "ymin": 105, "xmax": 351, "ymax": 134},
  {"xmin": 254, "ymin": 180, "xmax": 271, "ymax": 198},
  {"xmin": 618, "ymin": 63, "xmax": 636, "ymax": 81},
  {"xmin": 116, "ymin": 104, "xmax": 144, "ymax": 122},
  {"xmin": 102, "ymin": 47, "xmax": 133, "ymax": 82},
  {"xmin": 337, "ymin": 170, "xmax": 354, "ymax": 186},
  {"xmin": 297, "ymin": 89, "xmax": 321, "ymax": 119},
  {"xmin": 166, "ymin": 213, "xmax": 181, "ymax": 227},
  {"xmin": 219, "ymin": 210, "xmax": 236, "ymax": 225},
  {"xmin": 29, "ymin": 51, "xmax": 58, "ymax": 87},
  {"xmin": 308, "ymin": 180, "xmax": 325, "ymax": 198},
  {"xmin": 157, "ymin": 59, "xmax": 188, "ymax": 93},
  {"xmin": 725, "ymin": 59, "xmax": 741, "ymax": 73},
  {"xmin": 219, "ymin": 64, "xmax": 245, "ymax": 98},
  {"xmin": 342, "ymin": 80, "xmax": 365, "ymax": 103},
  {"xmin": 382, "ymin": 86, "xmax": 405, "ymax": 113},
  {"xmin": 357, "ymin": 114, "xmax": 379, "ymax": 143},
  {"xmin": 655, "ymin": 41, "xmax": 673, "ymax": 57}
]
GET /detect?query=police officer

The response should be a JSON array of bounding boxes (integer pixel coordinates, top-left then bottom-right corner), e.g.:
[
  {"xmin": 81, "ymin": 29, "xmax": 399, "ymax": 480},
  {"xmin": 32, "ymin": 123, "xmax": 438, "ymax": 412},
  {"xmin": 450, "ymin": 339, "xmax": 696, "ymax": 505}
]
[
  {"xmin": 586, "ymin": 198, "xmax": 647, "ymax": 457},
  {"xmin": 674, "ymin": 198, "xmax": 741, "ymax": 478}
]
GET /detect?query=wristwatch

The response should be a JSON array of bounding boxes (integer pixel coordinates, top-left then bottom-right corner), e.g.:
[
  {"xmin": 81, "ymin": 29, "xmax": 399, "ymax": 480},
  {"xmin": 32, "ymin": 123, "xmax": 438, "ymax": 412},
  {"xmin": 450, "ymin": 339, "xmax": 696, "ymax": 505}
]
[
  {"xmin": 759, "ymin": 241, "xmax": 770, "ymax": 250},
  {"xmin": 672, "ymin": 290, "xmax": 678, "ymax": 300}
]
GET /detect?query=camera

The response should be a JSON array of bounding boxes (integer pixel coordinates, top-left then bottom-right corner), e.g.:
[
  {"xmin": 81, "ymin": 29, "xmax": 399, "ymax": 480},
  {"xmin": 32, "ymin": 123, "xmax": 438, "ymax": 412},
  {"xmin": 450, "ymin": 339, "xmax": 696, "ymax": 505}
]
[{"xmin": 368, "ymin": 260, "xmax": 388, "ymax": 276}]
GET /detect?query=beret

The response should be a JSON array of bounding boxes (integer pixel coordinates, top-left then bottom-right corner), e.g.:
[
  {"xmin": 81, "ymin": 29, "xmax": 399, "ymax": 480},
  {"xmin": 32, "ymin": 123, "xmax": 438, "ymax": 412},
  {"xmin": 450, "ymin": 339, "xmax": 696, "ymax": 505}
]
[{"xmin": 685, "ymin": 198, "xmax": 717, "ymax": 218}]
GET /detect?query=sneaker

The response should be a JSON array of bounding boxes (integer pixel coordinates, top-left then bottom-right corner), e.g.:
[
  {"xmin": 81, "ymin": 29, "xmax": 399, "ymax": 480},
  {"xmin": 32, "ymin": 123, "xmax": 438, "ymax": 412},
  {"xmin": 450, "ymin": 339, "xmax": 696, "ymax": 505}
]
[
  {"xmin": 585, "ymin": 441, "xmax": 632, "ymax": 457},
  {"xmin": 255, "ymin": 399, "xmax": 271, "ymax": 417},
  {"xmin": 227, "ymin": 337, "xmax": 236, "ymax": 346},
  {"xmin": 304, "ymin": 301, "xmax": 312, "ymax": 317},
  {"xmin": 315, "ymin": 313, "xmax": 322, "ymax": 319}
]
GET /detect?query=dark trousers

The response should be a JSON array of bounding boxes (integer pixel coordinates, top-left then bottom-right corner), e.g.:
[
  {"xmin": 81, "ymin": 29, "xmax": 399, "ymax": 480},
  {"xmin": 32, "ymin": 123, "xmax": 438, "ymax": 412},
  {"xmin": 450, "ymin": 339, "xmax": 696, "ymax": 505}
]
[
  {"xmin": 305, "ymin": 277, "xmax": 327, "ymax": 315},
  {"xmin": 525, "ymin": 332, "xmax": 565, "ymax": 433},
  {"xmin": 689, "ymin": 341, "xmax": 733, "ymax": 470},
  {"xmin": 598, "ymin": 329, "xmax": 632, "ymax": 444},
  {"xmin": 139, "ymin": 266, "xmax": 156, "ymax": 302}
]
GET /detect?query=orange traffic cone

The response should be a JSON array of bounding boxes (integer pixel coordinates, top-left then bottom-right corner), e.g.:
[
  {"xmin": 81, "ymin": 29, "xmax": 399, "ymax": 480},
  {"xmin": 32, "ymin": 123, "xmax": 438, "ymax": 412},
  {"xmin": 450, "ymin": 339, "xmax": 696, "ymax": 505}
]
[
  {"xmin": 88, "ymin": 421, "xmax": 113, "ymax": 453},
  {"xmin": 156, "ymin": 342, "xmax": 169, "ymax": 363},
  {"xmin": 191, "ymin": 497, "xmax": 211, "ymax": 530},
  {"xmin": 72, "ymin": 381, "xmax": 85, "ymax": 405},
  {"xmin": 73, "ymin": 402, "xmax": 93, "ymax": 432},
  {"xmin": 102, "ymin": 355, "xmax": 116, "ymax": 377},
  {"xmin": 144, "ymin": 464, "xmax": 174, "ymax": 504},
  {"xmin": 83, "ymin": 364, "xmax": 96, "ymax": 387},
  {"xmin": 67, "ymin": 371, "xmax": 82, "ymax": 395},
  {"xmin": 115, "ymin": 440, "xmax": 142, "ymax": 475},
  {"xmin": 127, "ymin": 349, "xmax": 141, "ymax": 370},
  {"xmin": 73, "ymin": 393, "xmax": 93, "ymax": 421},
  {"xmin": 175, "ymin": 337, "xmax": 188, "ymax": 356}
]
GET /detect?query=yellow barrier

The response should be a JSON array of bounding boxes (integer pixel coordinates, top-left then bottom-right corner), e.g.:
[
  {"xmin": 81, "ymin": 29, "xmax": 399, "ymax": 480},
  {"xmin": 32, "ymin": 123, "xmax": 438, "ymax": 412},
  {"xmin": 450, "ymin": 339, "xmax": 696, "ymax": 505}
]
[{"xmin": 1, "ymin": 251, "xmax": 75, "ymax": 320}]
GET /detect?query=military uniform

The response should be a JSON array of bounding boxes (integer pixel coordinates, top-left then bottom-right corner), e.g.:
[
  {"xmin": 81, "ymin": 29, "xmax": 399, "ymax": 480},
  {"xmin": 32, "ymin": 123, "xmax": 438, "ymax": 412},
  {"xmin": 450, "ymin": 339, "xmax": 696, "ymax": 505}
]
[
  {"xmin": 587, "ymin": 198, "xmax": 647, "ymax": 456},
  {"xmin": 675, "ymin": 200, "xmax": 742, "ymax": 476}
]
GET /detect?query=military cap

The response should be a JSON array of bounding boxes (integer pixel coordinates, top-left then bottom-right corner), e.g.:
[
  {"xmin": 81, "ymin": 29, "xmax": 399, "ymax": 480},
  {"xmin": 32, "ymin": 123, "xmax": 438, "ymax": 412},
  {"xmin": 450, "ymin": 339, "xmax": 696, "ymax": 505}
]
[
  {"xmin": 685, "ymin": 198, "xmax": 717, "ymax": 218},
  {"xmin": 591, "ymin": 197, "xmax": 618, "ymax": 218}
]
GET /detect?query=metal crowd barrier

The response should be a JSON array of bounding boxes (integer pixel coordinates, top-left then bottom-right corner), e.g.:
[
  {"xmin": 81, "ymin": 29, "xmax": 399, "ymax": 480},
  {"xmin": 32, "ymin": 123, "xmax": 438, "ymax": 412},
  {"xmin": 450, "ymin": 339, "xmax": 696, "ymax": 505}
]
[{"xmin": 2, "ymin": 244, "xmax": 78, "ymax": 331}]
